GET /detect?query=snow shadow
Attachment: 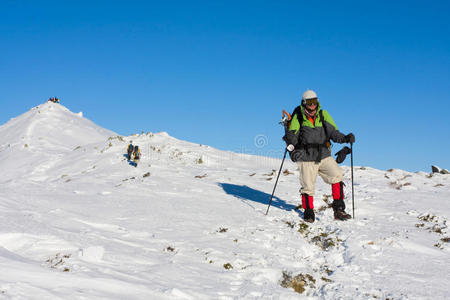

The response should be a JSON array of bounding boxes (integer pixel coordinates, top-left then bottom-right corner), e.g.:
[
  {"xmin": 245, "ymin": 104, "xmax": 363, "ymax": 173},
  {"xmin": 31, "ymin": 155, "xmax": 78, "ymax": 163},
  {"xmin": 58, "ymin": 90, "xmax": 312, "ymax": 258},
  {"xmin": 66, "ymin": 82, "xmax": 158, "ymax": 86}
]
[
  {"xmin": 123, "ymin": 154, "xmax": 137, "ymax": 167},
  {"xmin": 218, "ymin": 183, "xmax": 297, "ymax": 212}
]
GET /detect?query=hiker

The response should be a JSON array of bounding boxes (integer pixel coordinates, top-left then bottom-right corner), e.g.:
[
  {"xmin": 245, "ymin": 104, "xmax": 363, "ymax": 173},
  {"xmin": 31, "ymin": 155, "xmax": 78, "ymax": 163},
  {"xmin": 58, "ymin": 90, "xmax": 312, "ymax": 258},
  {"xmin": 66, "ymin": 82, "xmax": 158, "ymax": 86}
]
[
  {"xmin": 283, "ymin": 90, "xmax": 355, "ymax": 223},
  {"xmin": 127, "ymin": 142, "xmax": 134, "ymax": 160},
  {"xmin": 132, "ymin": 145, "xmax": 141, "ymax": 166}
]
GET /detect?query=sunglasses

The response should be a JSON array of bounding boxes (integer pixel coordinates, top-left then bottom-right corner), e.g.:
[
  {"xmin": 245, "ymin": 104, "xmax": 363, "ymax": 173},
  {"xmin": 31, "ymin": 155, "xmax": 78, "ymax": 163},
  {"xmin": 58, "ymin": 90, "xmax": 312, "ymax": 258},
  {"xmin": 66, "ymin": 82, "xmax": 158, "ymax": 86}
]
[{"xmin": 305, "ymin": 98, "xmax": 318, "ymax": 106}]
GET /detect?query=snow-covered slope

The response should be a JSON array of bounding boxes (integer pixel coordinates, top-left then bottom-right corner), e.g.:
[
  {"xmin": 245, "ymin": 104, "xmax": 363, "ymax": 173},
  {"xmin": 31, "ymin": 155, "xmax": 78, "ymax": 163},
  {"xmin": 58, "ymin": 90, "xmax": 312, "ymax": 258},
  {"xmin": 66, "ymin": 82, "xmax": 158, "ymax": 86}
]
[
  {"xmin": 0, "ymin": 102, "xmax": 115, "ymax": 182},
  {"xmin": 0, "ymin": 103, "xmax": 449, "ymax": 299}
]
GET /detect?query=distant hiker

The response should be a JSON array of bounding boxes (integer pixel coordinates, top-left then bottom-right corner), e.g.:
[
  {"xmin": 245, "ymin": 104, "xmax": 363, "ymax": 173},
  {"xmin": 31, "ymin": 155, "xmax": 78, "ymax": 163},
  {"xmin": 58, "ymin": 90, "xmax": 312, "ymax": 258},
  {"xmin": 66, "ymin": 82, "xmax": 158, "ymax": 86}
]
[
  {"xmin": 283, "ymin": 90, "xmax": 355, "ymax": 223},
  {"xmin": 127, "ymin": 142, "xmax": 134, "ymax": 160},
  {"xmin": 48, "ymin": 97, "xmax": 60, "ymax": 103},
  {"xmin": 132, "ymin": 145, "xmax": 141, "ymax": 166}
]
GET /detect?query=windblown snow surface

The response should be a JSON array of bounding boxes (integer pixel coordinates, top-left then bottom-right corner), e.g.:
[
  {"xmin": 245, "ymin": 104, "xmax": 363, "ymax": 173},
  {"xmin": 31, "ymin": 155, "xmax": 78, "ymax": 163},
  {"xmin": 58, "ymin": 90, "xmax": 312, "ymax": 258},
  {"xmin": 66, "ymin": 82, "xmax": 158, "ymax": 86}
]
[{"xmin": 0, "ymin": 102, "xmax": 448, "ymax": 299}]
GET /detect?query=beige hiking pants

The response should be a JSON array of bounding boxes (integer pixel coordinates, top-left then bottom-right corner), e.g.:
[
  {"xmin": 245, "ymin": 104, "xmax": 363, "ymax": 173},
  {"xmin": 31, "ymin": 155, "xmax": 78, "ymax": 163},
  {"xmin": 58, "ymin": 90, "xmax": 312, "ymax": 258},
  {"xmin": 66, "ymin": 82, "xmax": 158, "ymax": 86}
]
[{"xmin": 297, "ymin": 156, "xmax": 344, "ymax": 196}]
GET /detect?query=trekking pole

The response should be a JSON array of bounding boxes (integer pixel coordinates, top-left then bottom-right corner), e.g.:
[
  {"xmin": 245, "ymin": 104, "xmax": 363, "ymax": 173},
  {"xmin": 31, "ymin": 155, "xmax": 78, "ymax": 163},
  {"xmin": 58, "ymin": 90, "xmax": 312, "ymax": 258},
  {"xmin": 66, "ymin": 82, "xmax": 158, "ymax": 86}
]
[
  {"xmin": 350, "ymin": 142, "xmax": 355, "ymax": 219},
  {"xmin": 265, "ymin": 148, "xmax": 288, "ymax": 215}
]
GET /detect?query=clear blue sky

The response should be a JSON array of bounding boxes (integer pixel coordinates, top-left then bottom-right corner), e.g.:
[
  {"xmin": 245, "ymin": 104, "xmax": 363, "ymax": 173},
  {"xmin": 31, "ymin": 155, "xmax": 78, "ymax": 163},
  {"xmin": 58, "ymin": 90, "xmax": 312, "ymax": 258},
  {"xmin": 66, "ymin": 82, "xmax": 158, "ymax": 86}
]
[{"xmin": 1, "ymin": 0, "xmax": 449, "ymax": 172}]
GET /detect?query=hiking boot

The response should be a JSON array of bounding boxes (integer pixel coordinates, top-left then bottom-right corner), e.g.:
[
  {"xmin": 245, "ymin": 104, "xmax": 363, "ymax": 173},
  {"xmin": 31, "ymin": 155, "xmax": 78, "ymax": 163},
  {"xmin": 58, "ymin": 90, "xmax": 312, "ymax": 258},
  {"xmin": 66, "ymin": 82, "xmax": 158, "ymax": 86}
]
[
  {"xmin": 304, "ymin": 208, "xmax": 315, "ymax": 223},
  {"xmin": 334, "ymin": 208, "xmax": 351, "ymax": 221}
]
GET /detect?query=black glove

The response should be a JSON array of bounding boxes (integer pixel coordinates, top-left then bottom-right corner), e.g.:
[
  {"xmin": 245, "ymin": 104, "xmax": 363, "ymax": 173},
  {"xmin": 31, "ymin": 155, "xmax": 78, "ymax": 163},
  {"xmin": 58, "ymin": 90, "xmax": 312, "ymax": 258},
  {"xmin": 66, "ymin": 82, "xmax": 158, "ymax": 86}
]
[
  {"xmin": 335, "ymin": 146, "xmax": 351, "ymax": 163},
  {"xmin": 283, "ymin": 130, "xmax": 298, "ymax": 146},
  {"xmin": 345, "ymin": 133, "xmax": 355, "ymax": 144}
]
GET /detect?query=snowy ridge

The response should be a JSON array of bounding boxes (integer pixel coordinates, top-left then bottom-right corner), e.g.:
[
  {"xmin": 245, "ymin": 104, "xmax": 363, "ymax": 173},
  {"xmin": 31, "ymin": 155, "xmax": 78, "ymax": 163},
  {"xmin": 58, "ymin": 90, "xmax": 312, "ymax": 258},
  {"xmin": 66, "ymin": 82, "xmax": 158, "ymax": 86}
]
[
  {"xmin": 0, "ymin": 102, "xmax": 116, "ymax": 182},
  {"xmin": 0, "ymin": 103, "xmax": 449, "ymax": 299},
  {"xmin": 0, "ymin": 102, "xmax": 115, "ymax": 150}
]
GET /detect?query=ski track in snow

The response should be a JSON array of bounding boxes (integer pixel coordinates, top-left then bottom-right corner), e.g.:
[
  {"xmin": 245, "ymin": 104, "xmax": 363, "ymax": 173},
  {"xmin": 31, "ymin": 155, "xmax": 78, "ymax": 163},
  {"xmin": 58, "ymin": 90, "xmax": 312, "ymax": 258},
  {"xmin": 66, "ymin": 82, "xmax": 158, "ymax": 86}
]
[{"xmin": 0, "ymin": 102, "xmax": 449, "ymax": 299}]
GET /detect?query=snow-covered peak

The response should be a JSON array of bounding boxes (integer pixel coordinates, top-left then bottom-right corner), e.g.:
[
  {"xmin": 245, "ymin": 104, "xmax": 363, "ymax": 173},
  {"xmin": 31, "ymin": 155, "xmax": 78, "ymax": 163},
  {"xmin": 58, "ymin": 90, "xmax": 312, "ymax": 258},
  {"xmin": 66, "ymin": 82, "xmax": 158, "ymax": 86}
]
[
  {"xmin": 0, "ymin": 102, "xmax": 117, "ymax": 182},
  {"xmin": 0, "ymin": 101, "xmax": 115, "ymax": 152}
]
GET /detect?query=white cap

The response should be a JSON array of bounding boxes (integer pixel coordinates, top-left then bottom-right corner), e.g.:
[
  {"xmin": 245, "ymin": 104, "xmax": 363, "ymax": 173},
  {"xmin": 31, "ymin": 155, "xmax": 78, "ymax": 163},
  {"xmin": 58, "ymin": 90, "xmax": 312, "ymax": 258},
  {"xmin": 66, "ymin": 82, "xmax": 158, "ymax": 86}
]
[{"xmin": 302, "ymin": 90, "xmax": 318, "ymax": 101}]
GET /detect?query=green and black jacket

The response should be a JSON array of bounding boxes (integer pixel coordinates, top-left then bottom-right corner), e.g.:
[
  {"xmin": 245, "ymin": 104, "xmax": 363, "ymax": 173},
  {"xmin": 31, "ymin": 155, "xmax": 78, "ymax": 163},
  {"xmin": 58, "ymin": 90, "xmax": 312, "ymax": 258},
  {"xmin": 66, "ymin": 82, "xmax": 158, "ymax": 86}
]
[{"xmin": 286, "ymin": 103, "xmax": 346, "ymax": 162}]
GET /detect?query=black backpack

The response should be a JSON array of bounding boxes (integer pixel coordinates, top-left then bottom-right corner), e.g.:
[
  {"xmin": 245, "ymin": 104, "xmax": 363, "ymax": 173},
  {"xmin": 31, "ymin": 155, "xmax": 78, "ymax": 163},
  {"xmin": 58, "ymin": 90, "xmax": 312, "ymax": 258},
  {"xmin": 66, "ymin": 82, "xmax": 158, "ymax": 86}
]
[
  {"xmin": 134, "ymin": 146, "xmax": 140, "ymax": 159},
  {"xmin": 127, "ymin": 144, "xmax": 134, "ymax": 152}
]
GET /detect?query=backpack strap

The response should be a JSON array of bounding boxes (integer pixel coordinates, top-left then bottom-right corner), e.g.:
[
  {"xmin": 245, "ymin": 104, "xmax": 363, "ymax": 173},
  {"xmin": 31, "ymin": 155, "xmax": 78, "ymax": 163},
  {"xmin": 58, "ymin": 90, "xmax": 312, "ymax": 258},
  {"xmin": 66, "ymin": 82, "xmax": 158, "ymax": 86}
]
[
  {"xmin": 289, "ymin": 106, "xmax": 303, "ymax": 135},
  {"xmin": 319, "ymin": 110, "xmax": 331, "ymax": 150}
]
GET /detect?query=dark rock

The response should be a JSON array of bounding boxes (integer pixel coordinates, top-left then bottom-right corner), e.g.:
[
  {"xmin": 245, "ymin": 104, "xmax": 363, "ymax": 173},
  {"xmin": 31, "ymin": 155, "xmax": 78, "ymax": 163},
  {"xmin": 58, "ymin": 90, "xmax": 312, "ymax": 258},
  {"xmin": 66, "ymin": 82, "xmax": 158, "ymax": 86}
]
[{"xmin": 431, "ymin": 165, "xmax": 441, "ymax": 173}]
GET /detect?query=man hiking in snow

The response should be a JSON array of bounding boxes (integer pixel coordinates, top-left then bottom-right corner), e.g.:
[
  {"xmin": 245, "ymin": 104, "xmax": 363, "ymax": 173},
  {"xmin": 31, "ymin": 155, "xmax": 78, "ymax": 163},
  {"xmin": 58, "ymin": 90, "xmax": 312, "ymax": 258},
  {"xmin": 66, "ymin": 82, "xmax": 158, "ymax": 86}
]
[
  {"xmin": 132, "ymin": 145, "xmax": 141, "ymax": 167},
  {"xmin": 283, "ymin": 90, "xmax": 355, "ymax": 223},
  {"xmin": 127, "ymin": 142, "xmax": 134, "ymax": 160}
]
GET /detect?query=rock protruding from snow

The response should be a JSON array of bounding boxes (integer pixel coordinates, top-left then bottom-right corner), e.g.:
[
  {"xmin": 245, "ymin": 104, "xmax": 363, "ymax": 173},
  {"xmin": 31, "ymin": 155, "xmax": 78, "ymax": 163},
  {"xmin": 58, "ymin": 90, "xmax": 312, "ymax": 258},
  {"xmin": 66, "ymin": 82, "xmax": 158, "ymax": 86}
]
[
  {"xmin": 432, "ymin": 165, "xmax": 441, "ymax": 173},
  {"xmin": 431, "ymin": 165, "xmax": 449, "ymax": 174}
]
